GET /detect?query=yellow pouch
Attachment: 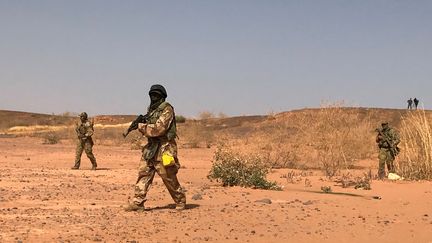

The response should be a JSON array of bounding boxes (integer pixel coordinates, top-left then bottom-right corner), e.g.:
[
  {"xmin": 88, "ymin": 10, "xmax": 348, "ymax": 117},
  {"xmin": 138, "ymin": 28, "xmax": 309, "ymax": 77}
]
[{"xmin": 162, "ymin": 152, "xmax": 175, "ymax": 167}]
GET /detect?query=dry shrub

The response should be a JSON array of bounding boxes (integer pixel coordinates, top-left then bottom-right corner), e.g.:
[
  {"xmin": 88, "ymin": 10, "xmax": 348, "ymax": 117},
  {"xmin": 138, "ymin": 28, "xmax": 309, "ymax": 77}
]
[
  {"xmin": 59, "ymin": 111, "xmax": 79, "ymax": 117},
  {"xmin": 252, "ymin": 149, "xmax": 300, "ymax": 169},
  {"xmin": 42, "ymin": 133, "xmax": 60, "ymax": 144},
  {"xmin": 217, "ymin": 112, "xmax": 227, "ymax": 118},
  {"xmin": 280, "ymin": 170, "xmax": 312, "ymax": 184},
  {"xmin": 226, "ymin": 102, "xmax": 374, "ymax": 172},
  {"xmin": 177, "ymin": 121, "xmax": 214, "ymax": 148},
  {"xmin": 94, "ymin": 127, "xmax": 126, "ymax": 146},
  {"xmin": 335, "ymin": 171, "xmax": 372, "ymax": 189},
  {"xmin": 198, "ymin": 111, "xmax": 214, "ymax": 120},
  {"xmin": 208, "ymin": 145, "xmax": 281, "ymax": 190},
  {"xmin": 397, "ymin": 109, "xmax": 432, "ymax": 180},
  {"xmin": 321, "ymin": 186, "xmax": 332, "ymax": 193},
  {"xmin": 299, "ymin": 101, "xmax": 372, "ymax": 177},
  {"xmin": 281, "ymin": 170, "xmax": 303, "ymax": 184},
  {"xmin": 354, "ymin": 174, "xmax": 372, "ymax": 190}
]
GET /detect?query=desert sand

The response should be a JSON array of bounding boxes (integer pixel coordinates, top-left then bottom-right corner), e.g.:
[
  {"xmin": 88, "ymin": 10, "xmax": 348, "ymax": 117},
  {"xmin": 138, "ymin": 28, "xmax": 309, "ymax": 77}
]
[{"xmin": 1, "ymin": 136, "xmax": 432, "ymax": 243}]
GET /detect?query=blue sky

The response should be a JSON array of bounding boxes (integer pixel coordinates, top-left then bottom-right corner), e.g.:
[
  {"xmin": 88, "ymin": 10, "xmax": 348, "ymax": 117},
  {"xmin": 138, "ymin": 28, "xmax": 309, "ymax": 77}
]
[{"xmin": 1, "ymin": 1, "xmax": 431, "ymax": 117}]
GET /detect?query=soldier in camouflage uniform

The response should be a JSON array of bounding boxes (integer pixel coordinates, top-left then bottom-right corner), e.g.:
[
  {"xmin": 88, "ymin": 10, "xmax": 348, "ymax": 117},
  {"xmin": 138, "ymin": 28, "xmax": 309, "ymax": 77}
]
[
  {"xmin": 124, "ymin": 84, "xmax": 186, "ymax": 211},
  {"xmin": 71, "ymin": 112, "xmax": 97, "ymax": 170},
  {"xmin": 376, "ymin": 122, "xmax": 400, "ymax": 179}
]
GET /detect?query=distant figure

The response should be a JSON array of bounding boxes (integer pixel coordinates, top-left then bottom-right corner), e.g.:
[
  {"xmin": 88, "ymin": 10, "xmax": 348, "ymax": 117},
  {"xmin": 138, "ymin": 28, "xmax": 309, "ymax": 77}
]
[
  {"xmin": 71, "ymin": 112, "xmax": 97, "ymax": 170},
  {"xmin": 413, "ymin": 98, "xmax": 419, "ymax": 110},
  {"xmin": 375, "ymin": 122, "xmax": 400, "ymax": 179},
  {"xmin": 124, "ymin": 84, "xmax": 186, "ymax": 212},
  {"xmin": 407, "ymin": 98, "xmax": 413, "ymax": 110}
]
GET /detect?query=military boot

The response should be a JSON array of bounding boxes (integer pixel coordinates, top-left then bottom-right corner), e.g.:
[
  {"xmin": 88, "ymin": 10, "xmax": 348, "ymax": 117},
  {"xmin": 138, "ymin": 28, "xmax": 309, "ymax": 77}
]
[
  {"xmin": 175, "ymin": 203, "xmax": 186, "ymax": 211},
  {"xmin": 72, "ymin": 161, "xmax": 80, "ymax": 170},
  {"xmin": 124, "ymin": 202, "xmax": 145, "ymax": 212},
  {"xmin": 90, "ymin": 159, "xmax": 97, "ymax": 170}
]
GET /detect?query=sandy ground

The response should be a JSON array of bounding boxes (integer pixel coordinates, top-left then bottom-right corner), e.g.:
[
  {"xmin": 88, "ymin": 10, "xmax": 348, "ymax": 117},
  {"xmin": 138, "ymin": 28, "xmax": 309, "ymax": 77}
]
[{"xmin": 1, "ymin": 137, "xmax": 432, "ymax": 243}]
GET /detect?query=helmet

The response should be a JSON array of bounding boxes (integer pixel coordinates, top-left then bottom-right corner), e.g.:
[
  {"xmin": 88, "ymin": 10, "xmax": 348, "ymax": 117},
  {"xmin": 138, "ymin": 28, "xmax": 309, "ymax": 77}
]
[
  {"xmin": 79, "ymin": 112, "xmax": 88, "ymax": 119},
  {"xmin": 149, "ymin": 84, "xmax": 167, "ymax": 98}
]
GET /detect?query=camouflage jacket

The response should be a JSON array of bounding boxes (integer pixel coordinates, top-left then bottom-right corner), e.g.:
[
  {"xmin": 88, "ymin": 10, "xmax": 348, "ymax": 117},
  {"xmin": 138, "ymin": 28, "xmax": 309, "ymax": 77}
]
[
  {"xmin": 138, "ymin": 102, "xmax": 177, "ymax": 161},
  {"xmin": 75, "ymin": 120, "xmax": 94, "ymax": 140},
  {"xmin": 376, "ymin": 127, "xmax": 400, "ymax": 149}
]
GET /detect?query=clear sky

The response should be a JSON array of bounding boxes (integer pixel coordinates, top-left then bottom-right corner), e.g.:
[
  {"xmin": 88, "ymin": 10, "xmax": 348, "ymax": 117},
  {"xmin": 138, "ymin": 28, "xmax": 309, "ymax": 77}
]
[{"xmin": 1, "ymin": 1, "xmax": 431, "ymax": 117}]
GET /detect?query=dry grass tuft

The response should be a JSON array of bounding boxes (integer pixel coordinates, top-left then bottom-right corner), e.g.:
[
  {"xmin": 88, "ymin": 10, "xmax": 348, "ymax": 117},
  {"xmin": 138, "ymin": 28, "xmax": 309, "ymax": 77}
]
[
  {"xmin": 397, "ymin": 109, "xmax": 432, "ymax": 180},
  {"xmin": 297, "ymin": 101, "xmax": 373, "ymax": 177},
  {"xmin": 42, "ymin": 133, "xmax": 61, "ymax": 144}
]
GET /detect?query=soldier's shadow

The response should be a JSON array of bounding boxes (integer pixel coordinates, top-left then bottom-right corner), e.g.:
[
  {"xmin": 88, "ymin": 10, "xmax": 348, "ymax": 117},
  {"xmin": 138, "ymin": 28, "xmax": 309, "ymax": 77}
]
[
  {"xmin": 148, "ymin": 203, "xmax": 200, "ymax": 211},
  {"xmin": 93, "ymin": 168, "xmax": 111, "ymax": 171}
]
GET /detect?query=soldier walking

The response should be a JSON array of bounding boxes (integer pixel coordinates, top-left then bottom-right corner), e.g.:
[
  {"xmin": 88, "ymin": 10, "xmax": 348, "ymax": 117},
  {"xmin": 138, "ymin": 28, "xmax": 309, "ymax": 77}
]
[
  {"xmin": 71, "ymin": 112, "xmax": 97, "ymax": 170},
  {"xmin": 376, "ymin": 122, "xmax": 400, "ymax": 179},
  {"xmin": 413, "ymin": 98, "xmax": 419, "ymax": 110},
  {"xmin": 407, "ymin": 98, "xmax": 413, "ymax": 110},
  {"xmin": 124, "ymin": 84, "xmax": 186, "ymax": 211}
]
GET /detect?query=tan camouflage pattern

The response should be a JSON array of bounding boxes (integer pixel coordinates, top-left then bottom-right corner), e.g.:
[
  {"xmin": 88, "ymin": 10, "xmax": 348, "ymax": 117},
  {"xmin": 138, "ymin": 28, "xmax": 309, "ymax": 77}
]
[
  {"xmin": 132, "ymin": 102, "xmax": 186, "ymax": 206},
  {"xmin": 132, "ymin": 158, "xmax": 185, "ymax": 206},
  {"xmin": 138, "ymin": 105, "xmax": 177, "ymax": 161},
  {"xmin": 74, "ymin": 119, "xmax": 97, "ymax": 168},
  {"xmin": 76, "ymin": 120, "xmax": 94, "ymax": 138}
]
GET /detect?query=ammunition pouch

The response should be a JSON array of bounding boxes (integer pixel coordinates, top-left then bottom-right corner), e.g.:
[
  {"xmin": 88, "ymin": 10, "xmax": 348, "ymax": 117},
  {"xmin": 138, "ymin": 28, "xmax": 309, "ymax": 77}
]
[{"xmin": 143, "ymin": 138, "xmax": 160, "ymax": 160}]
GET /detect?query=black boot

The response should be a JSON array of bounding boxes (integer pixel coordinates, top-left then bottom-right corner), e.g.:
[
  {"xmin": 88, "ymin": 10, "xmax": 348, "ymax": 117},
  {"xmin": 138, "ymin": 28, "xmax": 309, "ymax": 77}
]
[
  {"xmin": 71, "ymin": 161, "xmax": 80, "ymax": 170},
  {"xmin": 91, "ymin": 160, "xmax": 97, "ymax": 170}
]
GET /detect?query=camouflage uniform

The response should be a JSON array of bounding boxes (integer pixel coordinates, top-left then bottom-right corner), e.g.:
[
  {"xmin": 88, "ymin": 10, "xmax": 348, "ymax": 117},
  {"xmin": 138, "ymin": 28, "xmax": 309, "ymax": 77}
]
[
  {"xmin": 126, "ymin": 85, "xmax": 186, "ymax": 211},
  {"xmin": 72, "ymin": 112, "xmax": 97, "ymax": 170},
  {"xmin": 376, "ymin": 123, "xmax": 400, "ymax": 179}
]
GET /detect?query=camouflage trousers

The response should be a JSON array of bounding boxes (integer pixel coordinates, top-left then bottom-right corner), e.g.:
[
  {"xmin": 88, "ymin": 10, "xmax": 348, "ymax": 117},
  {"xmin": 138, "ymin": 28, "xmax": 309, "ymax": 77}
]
[
  {"xmin": 132, "ymin": 157, "xmax": 186, "ymax": 206},
  {"xmin": 378, "ymin": 148, "xmax": 395, "ymax": 179},
  {"xmin": 74, "ymin": 138, "xmax": 97, "ymax": 168}
]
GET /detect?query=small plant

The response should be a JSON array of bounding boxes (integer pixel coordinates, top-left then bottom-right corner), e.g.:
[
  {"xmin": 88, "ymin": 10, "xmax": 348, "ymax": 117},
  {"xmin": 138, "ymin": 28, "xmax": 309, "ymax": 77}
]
[
  {"xmin": 338, "ymin": 173, "xmax": 354, "ymax": 188},
  {"xmin": 335, "ymin": 171, "xmax": 372, "ymax": 190},
  {"xmin": 354, "ymin": 175, "xmax": 371, "ymax": 190},
  {"xmin": 43, "ymin": 133, "xmax": 60, "ymax": 144},
  {"xmin": 176, "ymin": 115, "xmax": 186, "ymax": 123},
  {"xmin": 321, "ymin": 186, "xmax": 332, "ymax": 193},
  {"xmin": 281, "ymin": 170, "xmax": 302, "ymax": 184},
  {"xmin": 208, "ymin": 146, "xmax": 281, "ymax": 190},
  {"xmin": 304, "ymin": 178, "xmax": 312, "ymax": 187}
]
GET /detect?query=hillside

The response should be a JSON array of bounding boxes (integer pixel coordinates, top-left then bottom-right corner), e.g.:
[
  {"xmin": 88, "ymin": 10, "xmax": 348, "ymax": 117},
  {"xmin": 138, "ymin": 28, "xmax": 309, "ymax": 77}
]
[
  {"xmin": 2, "ymin": 107, "xmax": 431, "ymax": 169},
  {"xmin": 1, "ymin": 107, "xmax": 420, "ymax": 132}
]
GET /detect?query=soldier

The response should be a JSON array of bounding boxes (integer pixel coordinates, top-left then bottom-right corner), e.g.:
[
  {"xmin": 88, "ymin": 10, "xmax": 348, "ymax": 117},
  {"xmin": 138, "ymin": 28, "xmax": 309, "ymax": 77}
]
[
  {"xmin": 376, "ymin": 122, "xmax": 400, "ymax": 179},
  {"xmin": 124, "ymin": 84, "xmax": 186, "ymax": 211},
  {"xmin": 71, "ymin": 112, "xmax": 97, "ymax": 170},
  {"xmin": 407, "ymin": 98, "xmax": 413, "ymax": 110},
  {"xmin": 413, "ymin": 98, "xmax": 419, "ymax": 110}
]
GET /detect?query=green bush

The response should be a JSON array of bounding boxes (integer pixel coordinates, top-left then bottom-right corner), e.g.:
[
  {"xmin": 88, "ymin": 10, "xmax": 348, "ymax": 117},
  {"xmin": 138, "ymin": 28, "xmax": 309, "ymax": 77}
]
[
  {"xmin": 208, "ymin": 146, "xmax": 281, "ymax": 190},
  {"xmin": 176, "ymin": 115, "xmax": 187, "ymax": 123}
]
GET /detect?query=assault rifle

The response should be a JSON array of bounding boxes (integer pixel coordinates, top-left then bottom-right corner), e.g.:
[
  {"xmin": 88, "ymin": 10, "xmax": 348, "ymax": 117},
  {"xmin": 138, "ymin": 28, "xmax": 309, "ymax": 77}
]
[
  {"xmin": 375, "ymin": 128, "xmax": 400, "ymax": 157},
  {"xmin": 123, "ymin": 114, "xmax": 149, "ymax": 138}
]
